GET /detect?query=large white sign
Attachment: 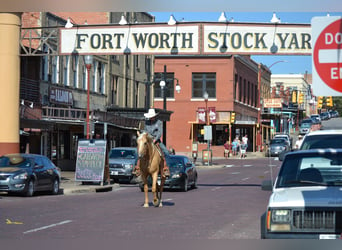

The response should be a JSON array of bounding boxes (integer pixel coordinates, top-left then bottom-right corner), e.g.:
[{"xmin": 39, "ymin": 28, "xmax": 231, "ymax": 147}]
[
  {"xmin": 60, "ymin": 25, "xmax": 200, "ymax": 55},
  {"xmin": 203, "ymin": 23, "xmax": 311, "ymax": 55},
  {"xmin": 312, "ymin": 16, "xmax": 342, "ymax": 96},
  {"xmin": 60, "ymin": 23, "xmax": 311, "ymax": 55}
]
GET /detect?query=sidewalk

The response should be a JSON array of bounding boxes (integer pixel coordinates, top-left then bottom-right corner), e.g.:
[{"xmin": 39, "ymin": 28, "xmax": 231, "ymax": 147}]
[{"xmin": 59, "ymin": 151, "xmax": 265, "ymax": 195}]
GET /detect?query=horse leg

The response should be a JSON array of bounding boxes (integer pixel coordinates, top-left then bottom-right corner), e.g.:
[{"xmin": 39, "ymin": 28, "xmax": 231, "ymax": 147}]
[
  {"xmin": 142, "ymin": 176, "xmax": 149, "ymax": 207},
  {"xmin": 158, "ymin": 176, "xmax": 166, "ymax": 207},
  {"xmin": 151, "ymin": 173, "xmax": 160, "ymax": 207}
]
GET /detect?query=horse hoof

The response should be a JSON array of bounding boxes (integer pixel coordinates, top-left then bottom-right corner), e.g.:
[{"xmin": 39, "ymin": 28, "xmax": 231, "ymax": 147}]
[
  {"xmin": 153, "ymin": 199, "xmax": 160, "ymax": 207},
  {"xmin": 159, "ymin": 202, "xmax": 163, "ymax": 207},
  {"xmin": 143, "ymin": 203, "xmax": 149, "ymax": 208}
]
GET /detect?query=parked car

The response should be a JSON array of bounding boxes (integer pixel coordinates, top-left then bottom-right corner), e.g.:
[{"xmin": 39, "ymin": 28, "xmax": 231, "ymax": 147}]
[
  {"xmin": 108, "ymin": 147, "xmax": 138, "ymax": 183},
  {"xmin": 261, "ymin": 149, "xmax": 342, "ymax": 239},
  {"xmin": 0, "ymin": 153, "xmax": 61, "ymax": 197},
  {"xmin": 300, "ymin": 118, "xmax": 314, "ymax": 126},
  {"xmin": 299, "ymin": 122, "xmax": 312, "ymax": 135},
  {"xmin": 140, "ymin": 154, "xmax": 198, "ymax": 192},
  {"xmin": 319, "ymin": 112, "xmax": 330, "ymax": 121},
  {"xmin": 273, "ymin": 133, "xmax": 292, "ymax": 148},
  {"xmin": 310, "ymin": 114, "xmax": 321, "ymax": 122},
  {"xmin": 265, "ymin": 138, "xmax": 290, "ymax": 157}
]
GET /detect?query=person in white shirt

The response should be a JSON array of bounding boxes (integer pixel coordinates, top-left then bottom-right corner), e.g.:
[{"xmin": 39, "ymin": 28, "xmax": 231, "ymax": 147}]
[{"xmin": 295, "ymin": 135, "xmax": 303, "ymax": 149}]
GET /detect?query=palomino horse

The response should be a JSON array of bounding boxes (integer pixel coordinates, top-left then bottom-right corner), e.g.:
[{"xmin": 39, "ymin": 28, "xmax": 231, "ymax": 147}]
[{"xmin": 136, "ymin": 131, "xmax": 166, "ymax": 207}]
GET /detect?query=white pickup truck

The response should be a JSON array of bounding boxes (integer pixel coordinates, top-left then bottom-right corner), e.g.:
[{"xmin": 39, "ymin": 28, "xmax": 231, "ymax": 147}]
[{"xmin": 261, "ymin": 149, "xmax": 342, "ymax": 239}]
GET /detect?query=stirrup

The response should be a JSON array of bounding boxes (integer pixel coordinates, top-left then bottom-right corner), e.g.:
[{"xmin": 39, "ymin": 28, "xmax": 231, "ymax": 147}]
[{"xmin": 163, "ymin": 167, "xmax": 170, "ymax": 177}]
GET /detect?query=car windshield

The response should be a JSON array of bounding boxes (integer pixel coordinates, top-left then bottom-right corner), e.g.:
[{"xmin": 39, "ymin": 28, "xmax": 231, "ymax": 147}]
[
  {"xmin": 276, "ymin": 154, "xmax": 342, "ymax": 188},
  {"xmin": 300, "ymin": 123, "xmax": 311, "ymax": 128},
  {"xmin": 270, "ymin": 139, "xmax": 286, "ymax": 144},
  {"xmin": 109, "ymin": 149, "xmax": 136, "ymax": 159},
  {"xmin": 300, "ymin": 134, "xmax": 342, "ymax": 149},
  {"xmin": 0, "ymin": 155, "xmax": 31, "ymax": 168},
  {"xmin": 167, "ymin": 158, "xmax": 184, "ymax": 168}
]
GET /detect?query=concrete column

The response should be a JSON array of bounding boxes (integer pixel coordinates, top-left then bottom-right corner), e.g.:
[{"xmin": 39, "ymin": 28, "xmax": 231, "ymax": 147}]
[{"xmin": 0, "ymin": 13, "xmax": 22, "ymax": 155}]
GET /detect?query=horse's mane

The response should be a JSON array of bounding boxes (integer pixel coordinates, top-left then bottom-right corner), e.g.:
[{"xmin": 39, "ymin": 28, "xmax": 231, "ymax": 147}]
[{"xmin": 138, "ymin": 132, "xmax": 153, "ymax": 143}]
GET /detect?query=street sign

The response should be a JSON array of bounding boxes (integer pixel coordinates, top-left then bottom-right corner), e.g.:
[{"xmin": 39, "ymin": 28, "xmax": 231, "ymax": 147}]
[{"xmin": 312, "ymin": 16, "xmax": 342, "ymax": 96}]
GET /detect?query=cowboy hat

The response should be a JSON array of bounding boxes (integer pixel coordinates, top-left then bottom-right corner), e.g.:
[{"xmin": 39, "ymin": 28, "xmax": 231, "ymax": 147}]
[{"xmin": 144, "ymin": 108, "xmax": 158, "ymax": 119}]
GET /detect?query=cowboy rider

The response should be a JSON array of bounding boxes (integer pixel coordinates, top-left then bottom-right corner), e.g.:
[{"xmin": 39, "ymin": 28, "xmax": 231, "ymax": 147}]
[{"xmin": 132, "ymin": 108, "xmax": 170, "ymax": 178}]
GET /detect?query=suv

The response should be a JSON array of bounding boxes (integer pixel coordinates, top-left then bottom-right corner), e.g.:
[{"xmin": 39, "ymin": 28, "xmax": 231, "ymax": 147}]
[
  {"xmin": 300, "ymin": 130, "xmax": 342, "ymax": 150},
  {"xmin": 261, "ymin": 149, "xmax": 342, "ymax": 239},
  {"xmin": 108, "ymin": 147, "xmax": 138, "ymax": 183}
]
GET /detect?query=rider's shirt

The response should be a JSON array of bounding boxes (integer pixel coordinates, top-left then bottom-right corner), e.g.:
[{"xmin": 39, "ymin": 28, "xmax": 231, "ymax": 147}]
[{"xmin": 143, "ymin": 119, "xmax": 163, "ymax": 142}]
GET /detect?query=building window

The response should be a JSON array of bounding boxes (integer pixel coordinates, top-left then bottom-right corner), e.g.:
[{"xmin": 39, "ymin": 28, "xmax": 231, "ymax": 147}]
[
  {"xmin": 154, "ymin": 72, "xmax": 175, "ymax": 98},
  {"xmin": 193, "ymin": 124, "xmax": 229, "ymax": 146},
  {"xmin": 192, "ymin": 73, "xmax": 216, "ymax": 98},
  {"xmin": 98, "ymin": 62, "xmax": 105, "ymax": 94},
  {"xmin": 63, "ymin": 55, "xmax": 70, "ymax": 86},
  {"xmin": 52, "ymin": 56, "xmax": 59, "ymax": 84},
  {"xmin": 82, "ymin": 66, "xmax": 86, "ymax": 90},
  {"xmin": 72, "ymin": 54, "xmax": 79, "ymax": 88},
  {"xmin": 92, "ymin": 61, "xmax": 97, "ymax": 92}
]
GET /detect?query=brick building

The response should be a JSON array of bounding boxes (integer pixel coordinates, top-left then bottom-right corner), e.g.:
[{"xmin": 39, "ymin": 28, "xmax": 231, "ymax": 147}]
[{"xmin": 154, "ymin": 55, "xmax": 272, "ymax": 158}]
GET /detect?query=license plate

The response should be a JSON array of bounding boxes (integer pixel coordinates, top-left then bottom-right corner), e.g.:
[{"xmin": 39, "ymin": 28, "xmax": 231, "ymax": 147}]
[
  {"xmin": 319, "ymin": 234, "xmax": 340, "ymax": 239},
  {"xmin": 111, "ymin": 171, "xmax": 118, "ymax": 175}
]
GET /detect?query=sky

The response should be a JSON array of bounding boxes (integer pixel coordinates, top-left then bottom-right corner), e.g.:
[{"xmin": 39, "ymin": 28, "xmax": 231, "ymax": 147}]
[{"xmin": 150, "ymin": 12, "xmax": 342, "ymax": 75}]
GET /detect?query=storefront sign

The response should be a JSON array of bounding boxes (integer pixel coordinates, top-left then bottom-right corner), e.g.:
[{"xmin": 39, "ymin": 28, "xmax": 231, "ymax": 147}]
[
  {"xmin": 197, "ymin": 107, "xmax": 206, "ymax": 123},
  {"xmin": 263, "ymin": 98, "xmax": 282, "ymax": 108},
  {"xmin": 75, "ymin": 139, "xmax": 106, "ymax": 182},
  {"xmin": 208, "ymin": 107, "xmax": 216, "ymax": 123},
  {"xmin": 50, "ymin": 86, "xmax": 73, "ymax": 105},
  {"xmin": 60, "ymin": 23, "xmax": 311, "ymax": 55}
]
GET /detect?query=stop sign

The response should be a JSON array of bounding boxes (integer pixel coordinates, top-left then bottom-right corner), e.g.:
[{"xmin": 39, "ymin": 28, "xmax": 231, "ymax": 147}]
[{"xmin": 312, "ymin": 16, "xmax": 342, "ymax": 96}]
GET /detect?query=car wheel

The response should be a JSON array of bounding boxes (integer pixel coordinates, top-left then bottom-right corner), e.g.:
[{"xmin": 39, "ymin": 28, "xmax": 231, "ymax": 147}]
[
  {"xmin": 25, "ymin": 179, "xmax": 35, "ymax": 197},
  {"xmin": 51, "ymin": 179, "xmax": 60, "ymax": 195},
  {"xmin": 182, "ymin": 177, "xmax": 188, "ymax": 192},
  {"xmin": 191, "ymin": 175, "xmax": 198, "ymax": 189}
]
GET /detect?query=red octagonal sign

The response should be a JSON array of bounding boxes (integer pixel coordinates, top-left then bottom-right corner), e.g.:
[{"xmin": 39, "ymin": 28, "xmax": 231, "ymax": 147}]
[{"xmin": 312, "ymin": 17, "xmax": 342, "ymax": 95}]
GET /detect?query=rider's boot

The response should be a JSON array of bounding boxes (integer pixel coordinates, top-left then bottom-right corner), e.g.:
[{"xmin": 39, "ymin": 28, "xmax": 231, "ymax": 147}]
[
  {"xmin": 132, "ymin": 159, "xmax": 141, "ymax": 176},
  {"xmin": 163, "ymin": 160, "xmax": 170, "ymax": 178}
]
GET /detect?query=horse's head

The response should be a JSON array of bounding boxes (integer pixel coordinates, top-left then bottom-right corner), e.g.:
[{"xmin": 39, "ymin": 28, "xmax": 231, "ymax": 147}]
[{"xmin": 136, "ymin": 132, "xmax": 153, "ymax": 159}]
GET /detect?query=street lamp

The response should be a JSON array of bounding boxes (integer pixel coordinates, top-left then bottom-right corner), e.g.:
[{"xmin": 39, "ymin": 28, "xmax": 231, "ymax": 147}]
[
  {"xmin": 203, "ymin": 91, "xmax": 209, "ymax": 125},
  {"xmin": 157, "ymin": 65, "xmax": 181, "ymax": 145},
  {"xmin": 257, "ymin": 60, "xmax": 287, "ymax": 151},
  {"xmin": 84, "ymin": 55, "xmax": 93, "ymax": 140}
]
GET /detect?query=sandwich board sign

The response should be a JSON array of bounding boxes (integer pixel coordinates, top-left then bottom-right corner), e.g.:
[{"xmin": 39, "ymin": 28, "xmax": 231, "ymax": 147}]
[{"xmin": 312, "ymin": 16, "xmax": 342, "ymax": 96}]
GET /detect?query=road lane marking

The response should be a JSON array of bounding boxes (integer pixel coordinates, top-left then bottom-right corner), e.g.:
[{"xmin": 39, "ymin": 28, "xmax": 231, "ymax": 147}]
[
  {"xmin": 224, "ymin": 165, "xmax": 234, "ymax": 168},
  {"xmin": 211, "ymin": 187, "xmax": 221, "ymax": 191},
  {"xmin": 242, "ymin": 177, "xmax": 250, "ymax": 181},
  {"xmin": 23, "ymin": 220, "xmax": 72, "ymax": 234},
  {"xmin": 243, "ymin": 165, "xmax": 252, "ymax": 167},
  {"xmin": 231, "ymin": 172, "xmax": 240, "ymax": 175},
  {"xmin": 6, "ymin": 219, "xmax": 23, "ymax": 225}
]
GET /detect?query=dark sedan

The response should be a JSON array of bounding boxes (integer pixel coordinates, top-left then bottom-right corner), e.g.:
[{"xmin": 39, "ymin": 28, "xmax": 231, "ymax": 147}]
[
  {"xmin": 140, "ymin": 155, "xmax": 198, "ymax": 192},
  {"xmin": 265, "ymin": 138, "xmax": 290, "ymax": 157},
  {"xmin": 0, "ymin": 153, "xmax": 61, "ymax": 197}
]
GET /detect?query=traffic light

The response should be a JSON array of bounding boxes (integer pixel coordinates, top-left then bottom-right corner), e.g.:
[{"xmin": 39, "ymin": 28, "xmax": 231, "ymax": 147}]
[
  {"xmin": 326, "ymin": 96, "xmax": 333, "ymax": 107},
  {"xmin": 317, "ymin": 96, "xmax": 323, "ymax": 109},
  {"xmin": 298, "ymin": 92, "xmax": 304, "ymax": 104},
  {"xmin": 291, "ymin": 90, "xmax": 297, "ymax": 103},
  {"xmin": 230, "ymin": 112, "xmax": 235, "ymax": 123}
]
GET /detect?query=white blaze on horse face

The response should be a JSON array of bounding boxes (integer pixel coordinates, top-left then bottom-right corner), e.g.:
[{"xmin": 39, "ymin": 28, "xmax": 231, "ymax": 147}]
[{"xmin": 137, "ymin": 132, "xmax": 147, "ymax": 158}]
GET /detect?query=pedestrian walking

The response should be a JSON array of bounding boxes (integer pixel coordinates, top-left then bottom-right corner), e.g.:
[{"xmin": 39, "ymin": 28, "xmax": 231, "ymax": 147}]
[
  {"xmin": 295, "ymin": 134, "xmax": 303, "ymax": 149},
  {"xmin": 232, "ymin": 138, "xmax": 239, "ymax": 156},
  {"xmin": 223, "ymin": 140, "xmax": 230, "ymax": 159}
]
